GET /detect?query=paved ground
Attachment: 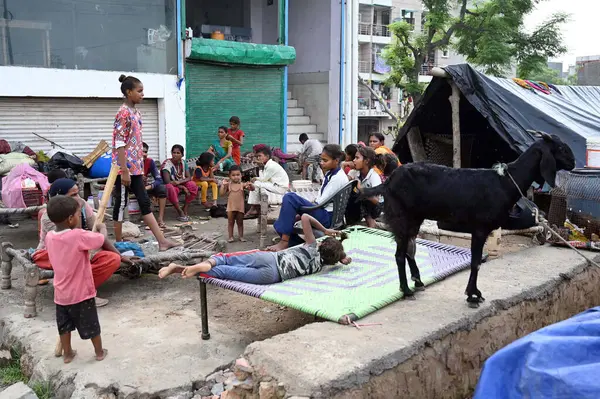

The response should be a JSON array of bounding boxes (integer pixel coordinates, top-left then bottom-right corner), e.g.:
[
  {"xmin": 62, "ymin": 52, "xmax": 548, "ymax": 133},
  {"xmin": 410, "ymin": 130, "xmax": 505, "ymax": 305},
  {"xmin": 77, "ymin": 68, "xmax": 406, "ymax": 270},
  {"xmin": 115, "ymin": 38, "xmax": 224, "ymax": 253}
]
[{"xmin": 0, "ymin": 206, "xmax": 313, "ymax": 398}]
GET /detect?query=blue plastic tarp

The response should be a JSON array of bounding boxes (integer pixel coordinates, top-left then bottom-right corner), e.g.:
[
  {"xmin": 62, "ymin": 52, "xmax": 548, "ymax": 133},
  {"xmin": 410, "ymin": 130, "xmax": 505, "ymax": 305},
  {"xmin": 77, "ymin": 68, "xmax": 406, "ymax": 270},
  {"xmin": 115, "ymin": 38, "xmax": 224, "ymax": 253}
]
[{"xmin": 474, "ymin": 306, "xmax": 600, "ymax": 399}]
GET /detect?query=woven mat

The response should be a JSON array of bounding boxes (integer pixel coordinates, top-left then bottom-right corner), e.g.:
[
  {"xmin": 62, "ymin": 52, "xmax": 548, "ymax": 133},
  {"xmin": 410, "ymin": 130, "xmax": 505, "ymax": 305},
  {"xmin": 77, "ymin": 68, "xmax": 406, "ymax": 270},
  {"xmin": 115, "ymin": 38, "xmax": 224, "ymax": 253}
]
[{"xmin": 200, "ymin": 226, "xmax": 474, "ymax": 323}]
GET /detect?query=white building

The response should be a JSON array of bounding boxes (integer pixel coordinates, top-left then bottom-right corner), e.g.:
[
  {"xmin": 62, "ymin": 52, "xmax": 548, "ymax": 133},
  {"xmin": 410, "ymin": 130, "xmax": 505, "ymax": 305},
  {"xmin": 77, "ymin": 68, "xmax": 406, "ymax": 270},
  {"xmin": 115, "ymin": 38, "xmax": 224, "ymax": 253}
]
[
  {"xmin": 350, "ymin": 0, "xmax": 468, "ymax": 144},
  {"xmin": 0, "ymin": 0, "xmax": 186, "ymax": 162}
]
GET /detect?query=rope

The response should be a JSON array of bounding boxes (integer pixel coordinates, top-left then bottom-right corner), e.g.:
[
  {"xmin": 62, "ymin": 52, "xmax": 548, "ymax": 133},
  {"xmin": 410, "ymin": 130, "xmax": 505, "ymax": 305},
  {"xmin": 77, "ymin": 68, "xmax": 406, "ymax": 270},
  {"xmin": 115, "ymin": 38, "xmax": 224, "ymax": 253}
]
[{"xmin": 499, "ymin": 164, "xmax": 600, "ymax": 269}]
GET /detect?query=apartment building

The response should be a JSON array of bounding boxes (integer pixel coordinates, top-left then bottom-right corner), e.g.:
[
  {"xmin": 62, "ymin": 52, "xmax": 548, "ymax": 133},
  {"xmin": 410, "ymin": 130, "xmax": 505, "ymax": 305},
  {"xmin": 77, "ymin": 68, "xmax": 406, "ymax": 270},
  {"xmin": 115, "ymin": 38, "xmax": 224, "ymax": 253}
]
[{"xmin": 356, "ymin": 0, "xmax": 466, "ymax": 142}]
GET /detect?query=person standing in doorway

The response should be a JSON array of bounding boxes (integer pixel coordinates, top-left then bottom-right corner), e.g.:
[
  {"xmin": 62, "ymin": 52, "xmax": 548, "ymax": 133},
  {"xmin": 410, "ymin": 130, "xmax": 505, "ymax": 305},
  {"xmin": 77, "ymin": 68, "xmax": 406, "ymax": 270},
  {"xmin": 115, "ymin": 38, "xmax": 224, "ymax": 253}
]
[
  {"xmin": 112, "ymin": 74, "xmax": 177, "ymax": 251},
  {"xmin": 227, "ymin": 116, "xmax": 245, "ymax": 165}
]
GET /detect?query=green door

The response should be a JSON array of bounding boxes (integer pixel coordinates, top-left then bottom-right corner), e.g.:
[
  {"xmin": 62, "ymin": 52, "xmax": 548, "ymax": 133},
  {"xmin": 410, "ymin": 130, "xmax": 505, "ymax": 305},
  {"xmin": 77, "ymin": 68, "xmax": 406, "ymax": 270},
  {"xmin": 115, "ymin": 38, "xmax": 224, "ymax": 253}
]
[{"xmin": 185, "ymin": 62, "xmax": 284, "ymax": 158}]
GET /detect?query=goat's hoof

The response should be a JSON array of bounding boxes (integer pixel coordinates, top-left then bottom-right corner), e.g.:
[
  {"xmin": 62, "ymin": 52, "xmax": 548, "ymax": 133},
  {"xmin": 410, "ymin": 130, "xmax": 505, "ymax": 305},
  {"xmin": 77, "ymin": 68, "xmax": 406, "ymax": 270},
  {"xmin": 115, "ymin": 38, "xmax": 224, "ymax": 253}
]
[
  {"xmin": 413, "ymin": 280, "xmax": 425, "ymax": 291},
  {"xmin": 466, "ymin": 295, "xmax": 485, "ymax": 308}
]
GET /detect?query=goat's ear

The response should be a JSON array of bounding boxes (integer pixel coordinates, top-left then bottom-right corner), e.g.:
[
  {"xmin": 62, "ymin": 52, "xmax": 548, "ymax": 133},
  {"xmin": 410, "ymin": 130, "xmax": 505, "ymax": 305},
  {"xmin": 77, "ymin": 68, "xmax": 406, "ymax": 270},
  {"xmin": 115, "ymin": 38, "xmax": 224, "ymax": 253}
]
[{"xmin": 540, "ymin": 147, "xmax": 557, "ymax": 188}]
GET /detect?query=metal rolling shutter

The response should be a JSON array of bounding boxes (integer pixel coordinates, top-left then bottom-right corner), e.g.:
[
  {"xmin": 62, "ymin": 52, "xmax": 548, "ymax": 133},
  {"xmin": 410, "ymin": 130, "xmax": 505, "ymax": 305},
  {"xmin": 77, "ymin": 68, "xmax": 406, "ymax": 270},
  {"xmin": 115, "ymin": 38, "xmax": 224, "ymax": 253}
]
[
  {"xmin": 185, "ymin": 63, "xmax": 283, "ymax": 158},
  {"xmin": 0, "ymin": 97, "xmax": 160, "ymax": 160}
]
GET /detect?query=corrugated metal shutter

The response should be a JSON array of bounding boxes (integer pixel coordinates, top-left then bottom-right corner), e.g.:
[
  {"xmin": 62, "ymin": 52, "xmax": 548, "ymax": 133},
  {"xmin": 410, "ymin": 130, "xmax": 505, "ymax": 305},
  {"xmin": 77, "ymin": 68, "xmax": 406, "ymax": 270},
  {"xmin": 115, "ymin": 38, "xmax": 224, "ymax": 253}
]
[
  {"xmin": 0, "ymin": 97, "xmax": 160, "ymax": 160},
  {"xmin": 185, "ymin": 62, "xmax": 283, "ymax": 157}
]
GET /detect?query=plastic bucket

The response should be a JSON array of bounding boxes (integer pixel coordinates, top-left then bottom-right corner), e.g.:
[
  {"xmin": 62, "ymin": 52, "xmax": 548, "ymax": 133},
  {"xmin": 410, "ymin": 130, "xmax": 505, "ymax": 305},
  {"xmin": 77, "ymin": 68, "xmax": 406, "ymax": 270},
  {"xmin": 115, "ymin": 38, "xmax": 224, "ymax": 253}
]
[
  {"xmin": 128, "ymin": 198, "xmax": 141, "ymax": 215},
  {"xmin": 97, "ymin": 190, "xmax": 112, "ymax": 208}
]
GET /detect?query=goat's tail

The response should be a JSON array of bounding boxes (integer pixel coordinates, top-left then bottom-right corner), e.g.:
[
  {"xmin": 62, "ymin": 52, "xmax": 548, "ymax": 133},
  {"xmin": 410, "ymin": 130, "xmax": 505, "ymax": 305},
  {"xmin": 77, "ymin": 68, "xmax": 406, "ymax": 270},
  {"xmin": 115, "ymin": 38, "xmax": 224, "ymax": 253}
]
[{"xmin": 359, "ymin": 183, "xmax": 387, "ymax": 200}]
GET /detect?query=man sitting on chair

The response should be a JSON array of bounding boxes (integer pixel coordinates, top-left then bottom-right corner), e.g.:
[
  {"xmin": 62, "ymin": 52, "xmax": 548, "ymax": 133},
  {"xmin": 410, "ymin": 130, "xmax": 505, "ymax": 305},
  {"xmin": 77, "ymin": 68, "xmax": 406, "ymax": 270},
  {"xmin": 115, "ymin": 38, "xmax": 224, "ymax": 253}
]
[{"xmin": 244, "ymin": 146, "xmax": 290, "ymax": 218}]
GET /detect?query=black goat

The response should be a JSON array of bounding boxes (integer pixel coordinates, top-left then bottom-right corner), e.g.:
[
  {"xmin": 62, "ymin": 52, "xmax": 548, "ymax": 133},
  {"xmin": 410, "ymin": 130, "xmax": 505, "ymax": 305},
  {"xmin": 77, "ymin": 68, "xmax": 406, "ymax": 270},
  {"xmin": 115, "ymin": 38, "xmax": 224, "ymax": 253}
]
[{"xmin": 361, "ymin": 132, "xmax": 576, "ymax": 307}]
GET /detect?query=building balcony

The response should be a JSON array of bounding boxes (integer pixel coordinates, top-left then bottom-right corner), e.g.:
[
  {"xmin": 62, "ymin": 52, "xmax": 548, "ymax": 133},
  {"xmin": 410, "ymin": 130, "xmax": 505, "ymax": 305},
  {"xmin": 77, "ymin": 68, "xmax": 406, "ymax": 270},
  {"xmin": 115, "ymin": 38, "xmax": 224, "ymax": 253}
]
[
  {"xmin": 420, "ymin": 61, "xmax": 439, "ymax": 76},
  {"xmin": 358, "ymin": 22, "xmax": 392, "ymax": 44},
  {"xmin": 358, "ymin": 0, "xmax": 393, "ymax": 7},
  {"xmin": 357, "ymin": 98, "xmax": 392, "ymax": 118}
]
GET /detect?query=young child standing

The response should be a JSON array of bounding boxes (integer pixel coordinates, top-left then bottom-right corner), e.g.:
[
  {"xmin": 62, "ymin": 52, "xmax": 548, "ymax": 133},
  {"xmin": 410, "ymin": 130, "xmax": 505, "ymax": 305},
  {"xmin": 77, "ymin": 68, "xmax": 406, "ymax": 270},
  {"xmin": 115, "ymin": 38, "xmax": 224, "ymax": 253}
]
[
  {"xmin": 112, "ymin": 74, "xmax": 176, "ymax": 251},
  {"xmin": 193, "ymin": 152, "xmax": 219, "ymax": 208},
  {"xmin": 44, "ymin": 196, "xmax": 108, "ymax": 363},
  {"xmin": 220, "ymin": 165, "xmax": 246, "ymax": 242},
  {"xmin": 226, "ymin": 116, "xmax": 245, "ymax": 165}
]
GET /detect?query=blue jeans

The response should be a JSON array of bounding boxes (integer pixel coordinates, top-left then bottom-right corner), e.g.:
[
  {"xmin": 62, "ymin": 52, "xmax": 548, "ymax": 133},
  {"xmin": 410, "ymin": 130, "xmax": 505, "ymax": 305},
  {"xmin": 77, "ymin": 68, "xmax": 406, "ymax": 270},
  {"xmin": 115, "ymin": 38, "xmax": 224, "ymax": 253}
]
[
  {"xmin": 273, "ymin": 192, "xmax": 332, "ymax": 236},
  {"xmin": 206, "ymin": 251, "xmax": 282, "ymax": 285}
]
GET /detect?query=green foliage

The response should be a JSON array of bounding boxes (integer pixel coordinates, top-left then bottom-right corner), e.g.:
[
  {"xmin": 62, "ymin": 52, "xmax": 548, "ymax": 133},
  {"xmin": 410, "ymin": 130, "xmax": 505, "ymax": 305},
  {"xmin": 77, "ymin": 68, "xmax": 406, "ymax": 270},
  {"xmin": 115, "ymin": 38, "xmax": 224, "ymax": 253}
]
[
  {"xmin": 0, "ymin": 347, "xmax": 53, "ymax": 398},
  {"xmin": 383, "ymin": 0, "xmax": 568, "ymax": 98},
  {"xmin": 32, "ymin": 381, "xmax": 54, "ymax": 399},
  {"xmin": 522, "ymin": 66, "xmax": 566, "ymax": 85},
  {"xmin": 0, "ymin": 348, "xmax": 27, "ymax": 386}
]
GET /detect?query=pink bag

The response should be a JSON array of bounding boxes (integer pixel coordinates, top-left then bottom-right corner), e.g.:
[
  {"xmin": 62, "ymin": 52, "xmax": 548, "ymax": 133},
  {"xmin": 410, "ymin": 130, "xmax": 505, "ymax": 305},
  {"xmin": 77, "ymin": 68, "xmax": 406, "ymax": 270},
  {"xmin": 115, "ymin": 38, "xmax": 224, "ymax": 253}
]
[{"xmin": 1, "ymin": 164, "xmax": 50, "ymax": 208}]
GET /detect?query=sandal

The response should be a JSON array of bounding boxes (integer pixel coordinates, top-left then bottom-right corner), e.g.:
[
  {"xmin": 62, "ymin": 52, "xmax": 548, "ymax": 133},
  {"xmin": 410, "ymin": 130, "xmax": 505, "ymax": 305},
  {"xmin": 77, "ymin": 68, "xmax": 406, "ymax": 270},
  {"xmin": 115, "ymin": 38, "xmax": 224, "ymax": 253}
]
[{"xmin": 177, "ymin": 216, "xmax": 190, "ymax": 222}]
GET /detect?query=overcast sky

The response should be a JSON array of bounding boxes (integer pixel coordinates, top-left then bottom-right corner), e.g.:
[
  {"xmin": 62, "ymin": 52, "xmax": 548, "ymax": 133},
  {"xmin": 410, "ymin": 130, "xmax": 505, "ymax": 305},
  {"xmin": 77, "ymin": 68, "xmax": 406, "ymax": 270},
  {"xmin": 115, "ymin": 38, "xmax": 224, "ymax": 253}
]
[{"xmin": 523, "ymin": 0, "xmax": 599, "ymax": 70}]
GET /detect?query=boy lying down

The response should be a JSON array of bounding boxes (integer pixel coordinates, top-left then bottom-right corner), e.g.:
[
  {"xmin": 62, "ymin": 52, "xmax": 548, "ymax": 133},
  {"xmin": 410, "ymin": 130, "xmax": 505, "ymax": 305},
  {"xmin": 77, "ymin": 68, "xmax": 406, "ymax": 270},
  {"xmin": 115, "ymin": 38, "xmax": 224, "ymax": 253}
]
[{"xmin": 159, "ymin": 214, "xmax": 352, "ymax": 284}]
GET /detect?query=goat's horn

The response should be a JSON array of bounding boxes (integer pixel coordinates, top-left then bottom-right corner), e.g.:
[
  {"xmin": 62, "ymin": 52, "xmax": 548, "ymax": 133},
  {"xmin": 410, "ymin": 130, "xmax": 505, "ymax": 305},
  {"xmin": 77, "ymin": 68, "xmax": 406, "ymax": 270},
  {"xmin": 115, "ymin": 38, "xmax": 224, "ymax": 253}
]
[{"xmin": 526, "ymin": 129, "xmax": 550, "ymax": 139}]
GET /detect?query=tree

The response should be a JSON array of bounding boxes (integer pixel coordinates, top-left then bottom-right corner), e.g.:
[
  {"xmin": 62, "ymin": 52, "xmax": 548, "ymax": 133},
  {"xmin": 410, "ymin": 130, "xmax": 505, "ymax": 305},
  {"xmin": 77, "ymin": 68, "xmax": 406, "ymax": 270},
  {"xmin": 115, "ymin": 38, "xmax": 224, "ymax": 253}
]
[
  {"xmin": 522, "ymin": 66, "xmax": 571, "ymax": 85},
  {"xmin": 378, "ymin": 0, "xmax": 568, "ymax": 105}
]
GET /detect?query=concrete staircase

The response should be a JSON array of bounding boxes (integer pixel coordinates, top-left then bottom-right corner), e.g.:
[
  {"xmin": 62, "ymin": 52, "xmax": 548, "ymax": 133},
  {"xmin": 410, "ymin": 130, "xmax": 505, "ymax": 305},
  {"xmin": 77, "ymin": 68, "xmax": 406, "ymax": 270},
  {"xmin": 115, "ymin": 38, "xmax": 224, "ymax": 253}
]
[{"xmin": 286, "ymin": 91, "xmax": 326, "ymax": 154}]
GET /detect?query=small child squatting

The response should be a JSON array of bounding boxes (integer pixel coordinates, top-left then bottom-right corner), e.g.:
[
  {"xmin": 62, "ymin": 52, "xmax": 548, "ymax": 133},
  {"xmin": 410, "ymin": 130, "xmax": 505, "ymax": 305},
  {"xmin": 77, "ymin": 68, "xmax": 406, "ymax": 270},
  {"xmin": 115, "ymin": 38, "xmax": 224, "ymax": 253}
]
[
  {"xmin": 159, "ymin": 214, "xmax": 352, "ymax": 284},
  {"xmin": 220, "ymin": 165, "xmax": 247, "ymax": 242},
  {"xmin": 44, "ymin": 196, "xmax": 108, "ymax": 363}
]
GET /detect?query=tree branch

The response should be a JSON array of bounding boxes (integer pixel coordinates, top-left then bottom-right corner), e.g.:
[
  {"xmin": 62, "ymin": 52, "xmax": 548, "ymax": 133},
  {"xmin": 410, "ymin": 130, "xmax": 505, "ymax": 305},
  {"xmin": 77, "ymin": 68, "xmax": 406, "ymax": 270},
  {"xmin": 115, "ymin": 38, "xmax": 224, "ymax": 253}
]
[
  {"xmin": 358, "ymin": 76, "xmax": 399, "ymax": 123},
  {"xmin": 429, "ymin": 0, "xmax": 469, "ymax": 50},
  {"xmin": 395, "ymin": 28, "xmax": 419, "ymax": 59}
]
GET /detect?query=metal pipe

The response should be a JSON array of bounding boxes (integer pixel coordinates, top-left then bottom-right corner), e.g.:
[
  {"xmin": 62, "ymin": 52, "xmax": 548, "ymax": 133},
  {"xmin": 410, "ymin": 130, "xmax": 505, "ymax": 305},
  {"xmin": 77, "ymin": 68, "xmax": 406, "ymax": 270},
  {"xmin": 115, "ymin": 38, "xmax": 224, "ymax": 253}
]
[
  {"xmin": 199, "ymin": 280, "xmax": 211, "ymax": 340},
  {"xmin": 176, "ymin": 0, "xmax": 183, "ymax": 79},
  {"xmin": 282, "ymin": 0, "xmax": 289, "ymax": 152},
  {"xmin": 338, "ymin": 0, "xmax": 346, "ymax": 145}
]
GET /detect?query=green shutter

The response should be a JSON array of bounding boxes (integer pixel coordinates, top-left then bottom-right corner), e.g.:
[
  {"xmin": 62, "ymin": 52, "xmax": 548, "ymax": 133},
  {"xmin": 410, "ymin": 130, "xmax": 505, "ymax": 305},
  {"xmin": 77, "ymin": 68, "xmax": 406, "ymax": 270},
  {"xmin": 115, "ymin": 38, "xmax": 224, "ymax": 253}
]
[{"xmin": 185, "ymin": 62, "xmax": 284, "ymax": 157}]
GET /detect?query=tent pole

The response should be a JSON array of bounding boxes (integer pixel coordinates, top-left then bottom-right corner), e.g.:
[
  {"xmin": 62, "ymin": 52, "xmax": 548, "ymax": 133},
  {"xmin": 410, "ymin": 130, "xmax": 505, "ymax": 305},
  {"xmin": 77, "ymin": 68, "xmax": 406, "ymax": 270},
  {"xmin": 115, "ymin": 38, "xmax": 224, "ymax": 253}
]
[
  {"xmin": 431, "ymin": 67, "xmax": 461, "ymax": 168},
  {"xmin": 449, "ymin": 81, "xmax": 461, "ymax": 168}
]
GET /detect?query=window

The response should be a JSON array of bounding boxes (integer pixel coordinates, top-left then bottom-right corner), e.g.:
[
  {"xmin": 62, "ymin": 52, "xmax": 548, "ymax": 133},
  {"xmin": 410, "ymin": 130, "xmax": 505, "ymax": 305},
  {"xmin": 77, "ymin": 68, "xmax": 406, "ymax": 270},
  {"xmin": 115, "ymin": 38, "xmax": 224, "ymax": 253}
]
[
  {"xmin": 442, "ymin": 49, "xmax": 449, "ymax": 58},
  {"xmin": 0, "ymin": 0, "xmax": 177, "ymax": 74},
  {"xmin": 401, "ymin": 10, "xmax": 415, "ymax": 29}
]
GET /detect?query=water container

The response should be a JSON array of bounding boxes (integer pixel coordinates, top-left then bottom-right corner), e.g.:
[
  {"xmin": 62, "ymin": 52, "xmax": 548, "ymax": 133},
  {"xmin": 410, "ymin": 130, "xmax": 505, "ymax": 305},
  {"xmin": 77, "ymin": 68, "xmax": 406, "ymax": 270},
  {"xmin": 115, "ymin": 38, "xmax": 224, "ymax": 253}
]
[
  {"xmin": 565, "ymin": 168, "xmax": 600, "ymax": 219},
  {"xmin": 128, "ymin": 198, "xmax": 141, "ymax": 215},
  {"xmin": 97, "ymin": 190, "xmax": 112, "ymax": 208}
]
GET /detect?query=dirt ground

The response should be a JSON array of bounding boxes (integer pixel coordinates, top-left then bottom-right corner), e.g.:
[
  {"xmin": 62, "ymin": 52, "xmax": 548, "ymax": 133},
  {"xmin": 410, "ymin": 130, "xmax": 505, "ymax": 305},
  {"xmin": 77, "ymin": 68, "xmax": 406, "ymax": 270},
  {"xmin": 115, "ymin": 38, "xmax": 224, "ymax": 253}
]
[
  {"xmin": 0, "ymin": 202, "xmax": 317, "ymax": 343},
  {"xmin": 0, "ymin": 200, "xmax": 535, "ymax": 341}
]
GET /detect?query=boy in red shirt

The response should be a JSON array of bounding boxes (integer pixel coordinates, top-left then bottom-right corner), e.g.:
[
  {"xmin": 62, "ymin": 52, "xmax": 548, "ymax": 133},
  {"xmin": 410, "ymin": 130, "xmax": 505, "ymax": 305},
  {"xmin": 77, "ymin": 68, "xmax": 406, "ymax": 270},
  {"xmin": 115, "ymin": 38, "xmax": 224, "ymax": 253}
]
[
  {"xmin": 227, "ymin": 116, "xmax": 245, "ymax": 165},
  {"xmin": 45, "ymin": 196, "xmax": 108, "ymax": 363}
]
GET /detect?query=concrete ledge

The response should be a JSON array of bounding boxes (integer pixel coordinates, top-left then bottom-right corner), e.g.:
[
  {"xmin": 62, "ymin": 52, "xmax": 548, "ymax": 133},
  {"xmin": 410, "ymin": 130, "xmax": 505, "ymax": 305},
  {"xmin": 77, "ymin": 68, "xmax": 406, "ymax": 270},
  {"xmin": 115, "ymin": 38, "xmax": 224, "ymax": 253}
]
[{"xmin": 244, "ymin": 246, "xmax": 600, "ymax": 398}]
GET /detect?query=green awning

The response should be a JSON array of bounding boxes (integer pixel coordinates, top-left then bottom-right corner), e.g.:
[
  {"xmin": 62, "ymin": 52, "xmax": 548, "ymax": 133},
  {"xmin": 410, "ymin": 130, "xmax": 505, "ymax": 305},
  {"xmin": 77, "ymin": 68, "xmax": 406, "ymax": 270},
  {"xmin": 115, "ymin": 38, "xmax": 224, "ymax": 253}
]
[{"xmin": 188, "ymin": 38, "xmax": 296, "ymax": 66}]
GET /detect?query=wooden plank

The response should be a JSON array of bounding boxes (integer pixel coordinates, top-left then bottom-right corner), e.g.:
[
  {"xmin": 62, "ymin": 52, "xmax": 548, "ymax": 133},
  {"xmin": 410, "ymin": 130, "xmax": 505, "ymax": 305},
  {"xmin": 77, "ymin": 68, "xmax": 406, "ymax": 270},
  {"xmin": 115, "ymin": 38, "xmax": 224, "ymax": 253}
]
[
  {"xmin": 406, "ymin": 126, "xmax": 427, "ymax": 162},
  {"xmin": 449, "ymin": 81, "xmax": 461, "ymax": 168}
]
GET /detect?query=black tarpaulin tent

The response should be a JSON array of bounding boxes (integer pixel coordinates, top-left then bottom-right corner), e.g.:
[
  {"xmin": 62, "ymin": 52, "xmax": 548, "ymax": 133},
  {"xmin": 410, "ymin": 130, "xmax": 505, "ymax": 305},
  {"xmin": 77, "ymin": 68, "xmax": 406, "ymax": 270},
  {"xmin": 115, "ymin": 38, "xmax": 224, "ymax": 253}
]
[{"xmin": 392, "ymin": 64, "xmax": 600, "ymax": 168}]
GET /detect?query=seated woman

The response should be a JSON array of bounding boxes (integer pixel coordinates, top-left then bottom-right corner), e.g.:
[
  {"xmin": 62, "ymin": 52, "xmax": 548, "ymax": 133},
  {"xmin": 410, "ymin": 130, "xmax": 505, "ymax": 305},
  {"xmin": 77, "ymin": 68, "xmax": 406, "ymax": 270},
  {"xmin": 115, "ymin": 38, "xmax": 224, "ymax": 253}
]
[
  {"xmin": 158, "ymin": 213, "xmax": 351, "ymax": 284},
  {"xmin": 346, "ymin": 146, "xmax": 383, "ymax": 228},
  {"xmin": 267, "ymin": 144, "xmax": 349, "ymax": 252},
  {"xmin": 208, "ymin": 126, "xmax": 235, "ymax": 172},
  {"xmin": 32, "ymin": 178, "xmax": 131, "ymax": 307},
  {"xmin": 161, "ymin": 144, "xmax": 199, "ymax": 222},
  {"xmin": 192, "ymin": 152, "xmax": 219, "ymax": 208},
  {"xmin": 368, "ymin": 133, "xmax": 400, "ymax": 175}
]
